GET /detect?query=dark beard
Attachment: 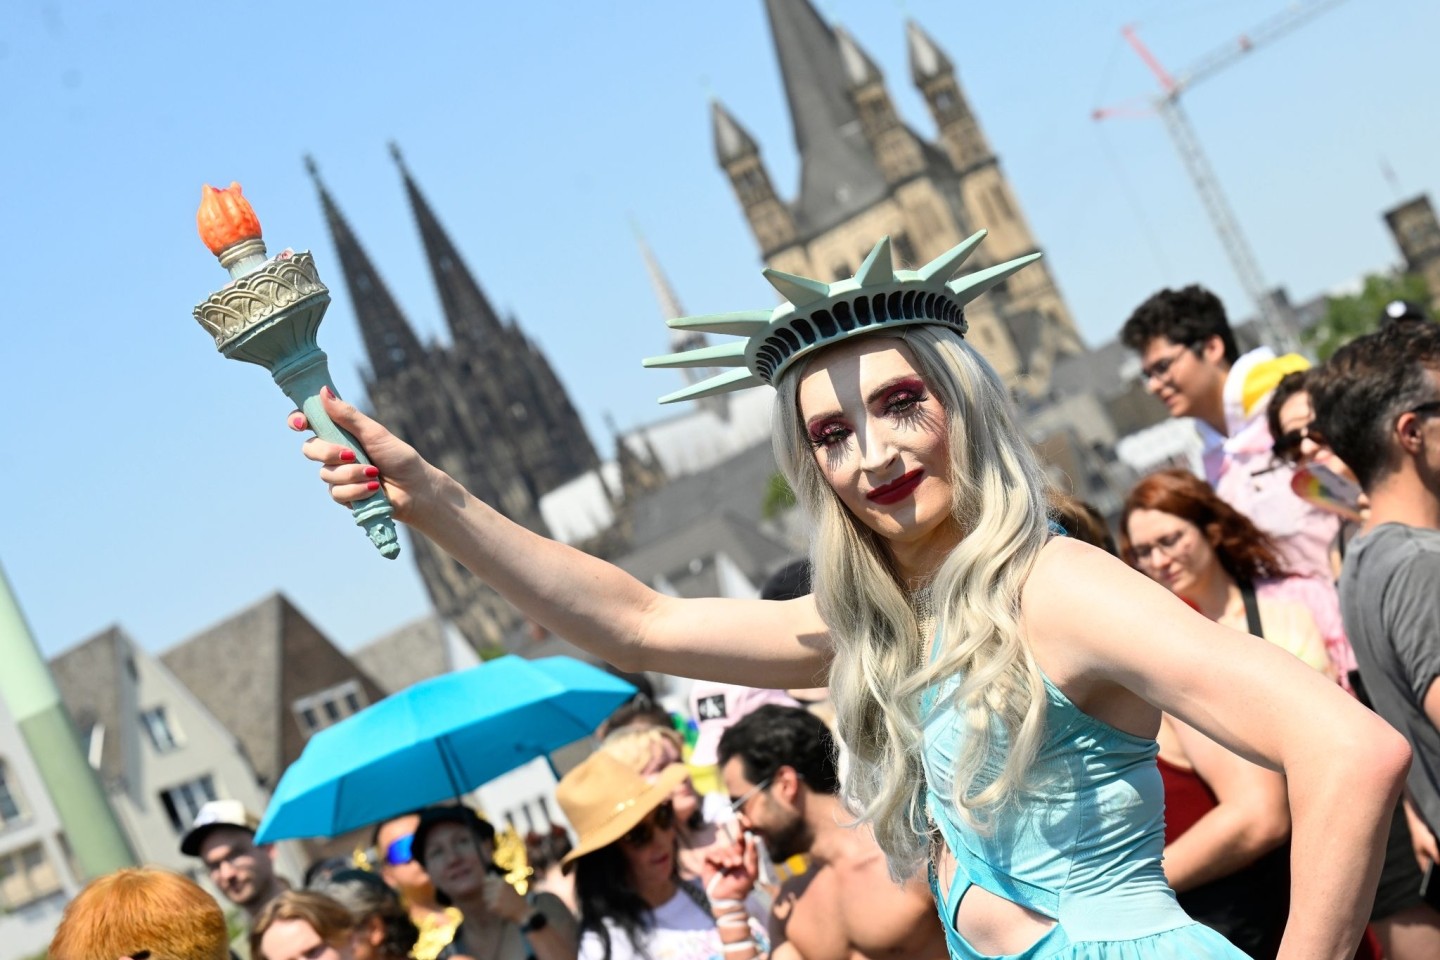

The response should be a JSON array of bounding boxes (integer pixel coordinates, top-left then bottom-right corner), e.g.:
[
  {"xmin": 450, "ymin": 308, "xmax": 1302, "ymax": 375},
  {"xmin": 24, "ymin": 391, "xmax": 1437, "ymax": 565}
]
[{"xmin": 763, "ymin": 816, "xmax": 809, "ymax": 863}]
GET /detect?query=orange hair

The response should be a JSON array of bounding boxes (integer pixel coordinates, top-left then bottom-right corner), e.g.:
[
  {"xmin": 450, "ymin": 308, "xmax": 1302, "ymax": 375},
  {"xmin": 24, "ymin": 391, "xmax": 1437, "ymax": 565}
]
[
  {"xmin": 252, "ymin": 889, "xmax": 355, "ymax": 959},
  {"xmin": 49, "ymin": 868, "xmax": 229, "ymax": 960}
]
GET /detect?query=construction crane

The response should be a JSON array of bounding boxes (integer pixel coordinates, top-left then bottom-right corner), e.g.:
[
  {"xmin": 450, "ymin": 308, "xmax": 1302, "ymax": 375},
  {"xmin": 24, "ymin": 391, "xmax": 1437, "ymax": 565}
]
[{"xmin": 1094, "ymin": 0, "xmax": 1353, "ymax": 354}]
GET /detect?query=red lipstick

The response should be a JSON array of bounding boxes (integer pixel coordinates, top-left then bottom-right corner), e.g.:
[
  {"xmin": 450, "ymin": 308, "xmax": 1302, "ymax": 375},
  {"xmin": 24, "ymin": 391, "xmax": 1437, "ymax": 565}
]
[{"xmin": 867, "ymin": 469, "xmax": 924, "ymax": 505}]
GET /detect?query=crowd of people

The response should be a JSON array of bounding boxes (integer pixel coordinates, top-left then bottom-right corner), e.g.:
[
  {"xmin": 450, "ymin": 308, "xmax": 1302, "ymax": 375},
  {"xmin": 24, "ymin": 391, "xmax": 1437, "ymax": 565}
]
[{"xmin": 45, "ymin": 241, "xmax": 1440, "ymax": 960}]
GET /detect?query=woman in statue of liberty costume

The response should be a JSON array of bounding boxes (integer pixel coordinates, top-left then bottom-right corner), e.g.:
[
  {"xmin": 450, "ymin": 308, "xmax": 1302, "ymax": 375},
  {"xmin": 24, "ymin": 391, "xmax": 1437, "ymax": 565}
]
[{"xmin": 291, "ymin": 233, "xmax": 1406, "ymax": 959}]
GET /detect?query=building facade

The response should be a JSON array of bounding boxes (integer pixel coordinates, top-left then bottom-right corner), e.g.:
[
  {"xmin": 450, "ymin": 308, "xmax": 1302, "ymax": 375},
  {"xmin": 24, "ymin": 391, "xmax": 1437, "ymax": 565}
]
[
  {"xmin": 1385, "ymin": 194, "xmax": 1440, "ymax": 312},
  {"xmin": 713, "ymin": 1, "xmax": 1085, "ymax": 396},
  {"xmin": 50, "ymin": 627, "xmax": 305, "ymax": 889},
  {"xmin": 0, "ymin": 691, "xmax": 82, "ymax": 960}
]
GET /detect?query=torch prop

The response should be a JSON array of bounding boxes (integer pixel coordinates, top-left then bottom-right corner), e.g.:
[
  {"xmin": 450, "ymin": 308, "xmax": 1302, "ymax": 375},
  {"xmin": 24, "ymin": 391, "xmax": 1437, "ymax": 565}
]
[{"xmin": 192, "ymin": 183, "xmax": 400, "ymax": 558}]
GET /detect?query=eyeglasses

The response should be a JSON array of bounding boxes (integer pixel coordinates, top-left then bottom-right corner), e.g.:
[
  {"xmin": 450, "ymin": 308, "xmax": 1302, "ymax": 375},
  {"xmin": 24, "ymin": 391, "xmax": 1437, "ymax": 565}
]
[
  {"xmin": 621, "ymin": 802, "xmax": 676, "ymax": 847},
  {"xmin": 1273, "ymin": 425, "xmax": 1328, "ymax": 466},
  {"xmin": 1408, "ymin": 400, "xmax": 1440, "ymax": 420},
  {"xmin": 385, "ymin": 833, "xmax": 415, "ymax": 866},
  {"xmin": 1137, "ymin": 344, "xmax": 1196, "ymax": 387},
  {"xmin": 1128, "ymin": 529, "xmax": 1189, "ymax": 567},
  {"xmin": 728, "ymin": 776, "xmax": 774, "ymax": 818}
]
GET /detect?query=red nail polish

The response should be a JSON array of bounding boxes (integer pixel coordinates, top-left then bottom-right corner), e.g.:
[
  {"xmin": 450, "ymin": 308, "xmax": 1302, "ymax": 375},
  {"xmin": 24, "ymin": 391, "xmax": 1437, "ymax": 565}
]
[
  {"xmin": 366, "ymin": 481, "xmax": 381, "ymax": 492},
  {"xmin": 340, "ymin": 449, "xmax": 356, "ymax": 462},
  {"xmin": 290, "ymin": 415, "xmax": 304, "ymax": 430},
  {"xmin": 322, "ymin": 385, "xmax": 335, "ymax": 400},
  {"xmin": 364, "ymin": 466, "xmax": 380, "ymax": 478}
]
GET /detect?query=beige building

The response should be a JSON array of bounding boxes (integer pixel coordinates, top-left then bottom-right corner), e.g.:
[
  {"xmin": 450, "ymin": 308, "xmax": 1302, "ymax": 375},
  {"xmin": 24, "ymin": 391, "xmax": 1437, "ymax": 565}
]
[
  {"xmin": 713, "ymin": 1, "xmax": 1085, "ymax": 397},
  {"xmin": 50, "ymin": 627, "xmax": 305, "ymax": 889}
]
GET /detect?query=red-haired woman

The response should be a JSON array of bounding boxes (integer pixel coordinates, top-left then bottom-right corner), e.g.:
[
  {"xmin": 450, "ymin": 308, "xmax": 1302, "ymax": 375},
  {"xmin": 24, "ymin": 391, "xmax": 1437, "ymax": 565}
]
[{"xmin": 1121, "ymin": 469, "xmax": 1338, "ymax": 957}]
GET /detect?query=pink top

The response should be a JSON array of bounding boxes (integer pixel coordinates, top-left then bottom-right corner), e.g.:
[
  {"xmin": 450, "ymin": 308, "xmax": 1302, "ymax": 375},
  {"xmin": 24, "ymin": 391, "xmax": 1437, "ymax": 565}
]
[{"xmin": 1199, "ymin": 348, "xmax": 1339, "ymax": 583}]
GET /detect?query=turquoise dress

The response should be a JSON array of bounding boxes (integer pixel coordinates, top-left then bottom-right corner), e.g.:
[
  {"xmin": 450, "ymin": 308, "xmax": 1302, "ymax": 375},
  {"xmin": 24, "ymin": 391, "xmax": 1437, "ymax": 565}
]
[{"xmin": 921, "ymin": 669, "xmax": 1250, "ymax": 959}]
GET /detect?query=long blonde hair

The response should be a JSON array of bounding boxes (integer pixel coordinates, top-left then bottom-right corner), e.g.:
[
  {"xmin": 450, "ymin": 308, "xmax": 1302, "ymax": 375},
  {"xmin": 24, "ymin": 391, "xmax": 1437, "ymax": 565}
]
[{"xmin": 773, "ymin": 326, "xmax": 1054, "ymax": 875}]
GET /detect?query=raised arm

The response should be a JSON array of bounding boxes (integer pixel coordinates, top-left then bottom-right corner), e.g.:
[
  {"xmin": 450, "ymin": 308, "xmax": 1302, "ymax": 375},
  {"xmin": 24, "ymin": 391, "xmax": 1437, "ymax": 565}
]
[
  {"xmin": 295, "ymin": 390, "xmax": 832, "ymax": 688},
  {"xmin": 1025, "ymin": 537, "xmax": 1410, "ymax": 960}
]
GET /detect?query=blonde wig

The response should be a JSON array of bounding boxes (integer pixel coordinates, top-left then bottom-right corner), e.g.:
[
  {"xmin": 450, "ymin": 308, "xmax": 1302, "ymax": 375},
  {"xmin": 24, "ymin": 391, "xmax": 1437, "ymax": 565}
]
[{"xmin": 773, "ymin": 325, "xmax": 1054, "ymax": 875}]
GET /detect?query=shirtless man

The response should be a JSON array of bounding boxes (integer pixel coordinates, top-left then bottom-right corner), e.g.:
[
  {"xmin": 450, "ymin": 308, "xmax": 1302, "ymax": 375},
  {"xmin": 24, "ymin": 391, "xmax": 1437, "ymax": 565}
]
[{"xmin": 717, "ymin": 705, "xmax": 946, "ymax": 960}]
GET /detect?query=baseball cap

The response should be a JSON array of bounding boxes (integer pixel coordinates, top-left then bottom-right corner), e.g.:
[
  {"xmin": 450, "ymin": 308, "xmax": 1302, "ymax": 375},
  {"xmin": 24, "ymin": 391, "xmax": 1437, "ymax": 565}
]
[
  {"xmin": 689, "ymin": 682, "xmax": 801, "ymax": 767},
  {"xmin": 180, "ymin": 799, "xmax": 261, "ymax": 856}
]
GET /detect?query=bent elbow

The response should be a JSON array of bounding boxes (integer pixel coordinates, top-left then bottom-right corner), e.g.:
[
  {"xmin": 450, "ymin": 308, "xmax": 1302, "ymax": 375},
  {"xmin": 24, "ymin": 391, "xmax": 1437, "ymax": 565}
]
[
  {"xmin": 1356, "ymin": 720, "xmax": 1411, "ymax": 798},
  {"xmin": 1248, "ymin": 812, "xmax": 1291, "ymax": 855}
]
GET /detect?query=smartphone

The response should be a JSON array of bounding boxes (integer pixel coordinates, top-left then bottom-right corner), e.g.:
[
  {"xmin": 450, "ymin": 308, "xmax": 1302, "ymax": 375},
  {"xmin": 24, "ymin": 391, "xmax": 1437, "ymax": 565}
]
[
  {"xmin": 1290, "ymin": 463, "xmax": 1364, "ymax": 523},
  {"xmin": 1421, "ymin": 862, "xmax": 1440, "ymax": 911}
]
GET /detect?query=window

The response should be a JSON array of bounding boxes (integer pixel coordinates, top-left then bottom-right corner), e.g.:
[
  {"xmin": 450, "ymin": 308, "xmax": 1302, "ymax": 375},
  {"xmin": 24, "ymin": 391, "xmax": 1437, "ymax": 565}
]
[
  {"xmin": 292, "ymin": 680, "xmax": 368, "ymax": 737},
  {"xmin": 159, "ymin": 775, "xmax": 217, "ymax": 834},
  {"xmin": 0, "ymin": 761, "xmax": 25, "ymax": 827},
  {"xmin": 140, "ymin": 706, "xmax": 181, "ymax": 754},
  {"xmin": 0, "ymin": 843, "xmax": 63, "ymax": 909}
]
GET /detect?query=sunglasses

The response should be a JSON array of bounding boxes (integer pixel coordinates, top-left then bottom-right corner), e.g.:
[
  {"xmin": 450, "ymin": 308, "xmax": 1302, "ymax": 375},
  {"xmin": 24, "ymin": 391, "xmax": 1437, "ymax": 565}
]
[
  {"xmin": 1272, "ymin": 425, "xmax": 1328, "ymax": 465},
  {"xmin": 385, "ymin": 833, "xmax": 415, "ymax": 866},
  {"xmin": 620, "ymin": 802, "xmax": 676, "ymax": 847},
  {"xmin": 728, "ymin": 776, "xmax": 774, "ymax": 817}
]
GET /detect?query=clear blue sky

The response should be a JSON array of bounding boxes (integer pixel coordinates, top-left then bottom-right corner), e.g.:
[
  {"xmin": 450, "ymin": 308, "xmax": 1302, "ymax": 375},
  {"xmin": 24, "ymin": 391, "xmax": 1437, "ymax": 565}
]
[{"xmin": 3, "ymin": 0, "xmax": 1435, "ymax": 658}]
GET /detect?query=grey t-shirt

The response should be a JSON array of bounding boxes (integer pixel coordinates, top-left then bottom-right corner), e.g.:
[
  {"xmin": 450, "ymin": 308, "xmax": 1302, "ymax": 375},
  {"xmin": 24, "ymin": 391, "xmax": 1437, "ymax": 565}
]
[{"xmin": 1339, "ymin": 522, "xmax": 1440, "ymax": 834}]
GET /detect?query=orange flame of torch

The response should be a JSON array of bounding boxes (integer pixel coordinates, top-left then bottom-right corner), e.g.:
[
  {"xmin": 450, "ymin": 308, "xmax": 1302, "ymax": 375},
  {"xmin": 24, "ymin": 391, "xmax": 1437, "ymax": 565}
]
[{"xmin": 197, "ymin": 182, "xmax": 262, "ymax": 255}]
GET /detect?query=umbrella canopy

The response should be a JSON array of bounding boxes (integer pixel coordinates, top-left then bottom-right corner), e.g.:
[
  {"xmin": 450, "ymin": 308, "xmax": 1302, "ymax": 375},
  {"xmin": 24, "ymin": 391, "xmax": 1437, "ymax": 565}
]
[{"xmin": 255, "ymin": 655, "xmax": 634, "ymax": 843}]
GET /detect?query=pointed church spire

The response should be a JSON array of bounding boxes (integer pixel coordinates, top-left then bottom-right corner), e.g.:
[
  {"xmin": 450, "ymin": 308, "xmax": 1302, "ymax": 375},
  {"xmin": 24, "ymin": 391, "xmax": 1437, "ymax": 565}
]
[
  {"xmin": 712, "ymin": 99, "xmax": 798, "ymax": 257},
  {"xmin": 763, "ymin": 0, "xmax": 887, "ymax": 234},
  {"xmin": 633, "ymin": 224, "xmax": 731, "ymax": 421},
  {"xmin": 306, "ymin": 155, "xmax": 425, "ymax": 381},
  {"xmin": 905, "ymin": 21, "xmax": 992, "ymax": 170},
  {"xmin": 834, "ymin": 26, "xmax": 882, "ymax": 88},
  {"xmin": 906, "ymin": 19, "xmax": 954, "ymax": 84},
  {"xmin": 712, "ymin": 99, "xmax": 759, "ymax": 165},
  {"xmin": 389, "ymin": 143, "xmax": 505, "ymax": 348}
]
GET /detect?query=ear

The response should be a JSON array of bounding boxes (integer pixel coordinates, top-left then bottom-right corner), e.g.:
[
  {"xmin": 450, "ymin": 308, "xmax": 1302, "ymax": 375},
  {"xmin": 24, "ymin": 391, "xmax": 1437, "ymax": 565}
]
[
  {"xmin": 1396, "ymin": 411, "xmax": 1426, "ymax": 454},
  {"xmin": 367, "ymin": 913, "xmax": 386, "ymax": 947},
  {"xmin": 1200, "ymin": 335, "xmax": 1227, "ymax": 367},
  {"xmin": 774, "ymin": 765, "xmax": 803, "ymax": 804},
  {"xmin": 1202, "ymin": 521, "xmax": 1222, "ymax": 547}
]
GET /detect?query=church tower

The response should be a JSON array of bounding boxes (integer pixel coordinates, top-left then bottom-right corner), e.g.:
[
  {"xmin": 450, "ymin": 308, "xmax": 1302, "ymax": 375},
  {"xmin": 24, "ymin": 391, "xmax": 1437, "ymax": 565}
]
[
  {"xmin": 308, "ymin": 155, "xmax": 596, "ymax": 652},
  {"xmin": 908, "ymin": 20, "xmax": 1082, "ymax": 381},
  {"xmin": 715, "ymin": 0, "xmax": 1084, "ymax": 395}
]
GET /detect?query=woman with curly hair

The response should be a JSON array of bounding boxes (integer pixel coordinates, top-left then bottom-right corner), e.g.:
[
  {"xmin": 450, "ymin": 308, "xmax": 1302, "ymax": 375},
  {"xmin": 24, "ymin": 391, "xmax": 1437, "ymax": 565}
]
[
  {"xmin": 1121, "ymin": 468, "xmax": 1341, "ymax": 956},
  {"xmin": 1121, "ymin": 469, "xmax": 1333, "ymax": 674},
  {"xmin": 292, "ymin": 235, "xmax": 1406, "ymax": 957}
]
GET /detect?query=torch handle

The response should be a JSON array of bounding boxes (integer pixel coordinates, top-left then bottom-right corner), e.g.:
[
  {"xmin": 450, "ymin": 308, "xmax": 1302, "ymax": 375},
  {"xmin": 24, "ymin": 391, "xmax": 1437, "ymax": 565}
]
[{"xmin": 272, "ymin": 346, "xmax": 401, "ymax": 559}]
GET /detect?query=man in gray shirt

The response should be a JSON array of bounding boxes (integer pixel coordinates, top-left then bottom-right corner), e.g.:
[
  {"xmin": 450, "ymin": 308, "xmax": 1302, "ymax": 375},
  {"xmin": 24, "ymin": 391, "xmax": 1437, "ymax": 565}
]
[{"xmin": 1313, "ymin": 320, "xmax": 1440, "ymax": 954}]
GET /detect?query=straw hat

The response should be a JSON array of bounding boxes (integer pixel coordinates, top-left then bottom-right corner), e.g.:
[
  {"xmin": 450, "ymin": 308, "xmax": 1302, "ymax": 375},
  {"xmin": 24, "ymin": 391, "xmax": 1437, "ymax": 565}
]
[{"xmin": 557, "ymin": 751, "xmax": 689, "ymax": 868}]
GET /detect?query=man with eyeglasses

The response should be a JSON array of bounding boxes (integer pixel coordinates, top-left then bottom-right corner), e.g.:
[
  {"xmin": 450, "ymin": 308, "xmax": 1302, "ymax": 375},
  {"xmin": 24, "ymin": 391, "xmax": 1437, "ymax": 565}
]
[
  {"xmin": 1123, "ymin": 284, "xmax": 1336, "ymax": 581},
  {"xmin": 1311, "ymin": 321, "xmax": 1440, "ymax": 954},
  {"xmin": 717, "ymin": 705, "xmax": 946, "ymax": 960},
  {"xmin": 372, "ymin": 809, "xmax": 465, "ymax": 960},
  {"xmin": 180, "ymin": 799, "xmax": 290, "ymax": 960}
]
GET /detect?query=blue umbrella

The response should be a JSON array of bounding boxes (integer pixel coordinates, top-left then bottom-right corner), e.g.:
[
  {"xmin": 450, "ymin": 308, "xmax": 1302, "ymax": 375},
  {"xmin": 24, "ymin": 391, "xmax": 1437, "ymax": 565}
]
[{"xmin": 255, "ymin": 655, "xmax": 635, "ymax": 843}]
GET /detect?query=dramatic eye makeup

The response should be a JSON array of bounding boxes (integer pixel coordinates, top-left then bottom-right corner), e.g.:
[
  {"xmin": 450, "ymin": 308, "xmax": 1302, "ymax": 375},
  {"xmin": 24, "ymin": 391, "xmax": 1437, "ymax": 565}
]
[{"xmin": 804, "ymin": 375, "xmax": 933, "ymax": 448}]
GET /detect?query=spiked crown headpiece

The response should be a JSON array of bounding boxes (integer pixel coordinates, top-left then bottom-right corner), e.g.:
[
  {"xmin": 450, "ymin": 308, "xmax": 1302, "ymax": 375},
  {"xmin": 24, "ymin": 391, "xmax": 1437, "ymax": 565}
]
[{"xmin": 642, "ymin": 231, "xmax": 1041, "ymax": 404}]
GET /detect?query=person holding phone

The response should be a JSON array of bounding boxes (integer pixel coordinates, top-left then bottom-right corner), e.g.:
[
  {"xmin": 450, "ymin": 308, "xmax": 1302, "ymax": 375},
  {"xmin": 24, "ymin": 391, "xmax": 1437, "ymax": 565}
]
[{"xmin": 1312, "ymin": 322, "xmax": 1440, "ymax": 959}]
